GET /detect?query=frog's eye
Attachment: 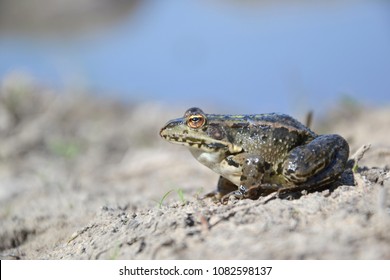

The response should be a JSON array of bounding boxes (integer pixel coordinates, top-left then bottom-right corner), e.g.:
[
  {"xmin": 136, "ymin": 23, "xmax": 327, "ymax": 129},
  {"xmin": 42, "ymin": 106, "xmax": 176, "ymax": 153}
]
[{"xmin": 187, "ymin": 114, "xmax": 206, "ymax": 129}]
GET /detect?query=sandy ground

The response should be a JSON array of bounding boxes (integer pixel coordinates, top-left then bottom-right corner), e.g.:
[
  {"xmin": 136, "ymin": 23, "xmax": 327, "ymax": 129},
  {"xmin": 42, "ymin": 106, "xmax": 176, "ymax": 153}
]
[{"xmin": 0, "ymin": 76, "xmax": 389, "ymax": 259}]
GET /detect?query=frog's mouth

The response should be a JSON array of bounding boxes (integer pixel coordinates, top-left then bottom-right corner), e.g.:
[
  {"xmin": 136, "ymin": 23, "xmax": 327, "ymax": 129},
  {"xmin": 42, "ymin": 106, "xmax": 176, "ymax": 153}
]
[
  {"xmin": 160, "ymin": 132, "xmax": 242, "ymax": 154},
  {"xmin": 160, "ymin": 119, "xmax": 243, "ymax": 154}
]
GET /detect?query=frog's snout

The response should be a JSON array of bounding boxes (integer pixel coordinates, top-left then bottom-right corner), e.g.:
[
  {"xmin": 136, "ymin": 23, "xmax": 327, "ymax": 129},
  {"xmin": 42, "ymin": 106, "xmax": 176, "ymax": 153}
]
[
  {"xmin": 159, "ymin": 119, "xmax": 184, "ymax": 138},
  {"xmin": 159, "ymin": 125, "xmax": 167, "ymax": 138}
]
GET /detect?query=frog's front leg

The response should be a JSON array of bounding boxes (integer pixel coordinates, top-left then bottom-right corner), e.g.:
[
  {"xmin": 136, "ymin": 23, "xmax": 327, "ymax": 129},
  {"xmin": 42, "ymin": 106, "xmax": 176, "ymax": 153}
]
[
  {"xmin": 221, "ymin": 154, "xmax": 275, "ymax": 202},
  {"xmin": 240, "ymin": 155, "xmax": 266, "ymax": 188},
  {"xmin": 282, "ymin": 134, "xmax": 349, "ymax": 189}
]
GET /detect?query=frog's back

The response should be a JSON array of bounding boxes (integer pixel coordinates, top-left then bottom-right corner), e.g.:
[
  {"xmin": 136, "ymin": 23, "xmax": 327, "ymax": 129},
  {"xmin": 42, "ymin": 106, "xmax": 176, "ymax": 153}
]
[
  {"xmin": 207, "ymin": 113, "xmax": 315, "ymax": 136},
  {"xmin": 251, "ymin": 113, "xmax": 315, "ymax": 134},
  {"xmin": 208, "ymin": 113, "xmax": 317, "ymax": 162}
]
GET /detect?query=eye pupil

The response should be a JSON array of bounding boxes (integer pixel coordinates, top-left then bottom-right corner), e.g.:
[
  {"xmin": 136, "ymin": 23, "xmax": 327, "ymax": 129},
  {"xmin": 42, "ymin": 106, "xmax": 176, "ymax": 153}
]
[{"xmin": 191, "ymin": 117, "xmax": 200, "ymax": 122}]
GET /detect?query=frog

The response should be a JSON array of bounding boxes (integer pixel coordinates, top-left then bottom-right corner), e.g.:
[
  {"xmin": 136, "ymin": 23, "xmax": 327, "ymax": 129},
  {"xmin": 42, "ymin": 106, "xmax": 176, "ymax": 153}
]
[{"xmin": 159, "ymin": 107, "xmax": 349, "ymax": 202}]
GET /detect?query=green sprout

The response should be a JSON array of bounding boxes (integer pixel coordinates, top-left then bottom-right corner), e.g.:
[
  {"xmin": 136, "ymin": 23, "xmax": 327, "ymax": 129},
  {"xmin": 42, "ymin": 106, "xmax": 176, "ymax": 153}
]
[
  {"xmin": 156, "ymin": 188, "xmax": 186, "ymax": 208},
  {"xmin": 176, "ymin": 188, "xmax": 186, "ymax": 204}
]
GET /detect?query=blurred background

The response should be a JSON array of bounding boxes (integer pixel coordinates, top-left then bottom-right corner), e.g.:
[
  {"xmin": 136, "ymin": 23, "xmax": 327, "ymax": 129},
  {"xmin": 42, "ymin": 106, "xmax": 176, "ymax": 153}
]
[
  {"xmin": 1, "ymin": 1, "xmax": 390, "ymax": 260},
  {"xmin": 0, "ymin": 0, "xmax": 389, "ymax": 116}
]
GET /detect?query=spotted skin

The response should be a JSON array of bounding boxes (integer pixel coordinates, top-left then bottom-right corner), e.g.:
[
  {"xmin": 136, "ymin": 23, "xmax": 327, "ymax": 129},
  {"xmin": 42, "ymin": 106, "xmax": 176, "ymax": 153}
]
[{"xmin": 160, "ymin": 107, "xmax": 349, "ymax": 201}]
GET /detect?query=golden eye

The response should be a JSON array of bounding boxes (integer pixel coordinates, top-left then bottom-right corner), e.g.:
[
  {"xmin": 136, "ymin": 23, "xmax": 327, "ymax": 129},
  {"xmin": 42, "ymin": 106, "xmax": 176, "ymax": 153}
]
[{"xmin": 187, "ymin": 114, "xmax": 205, "ymax": 129}]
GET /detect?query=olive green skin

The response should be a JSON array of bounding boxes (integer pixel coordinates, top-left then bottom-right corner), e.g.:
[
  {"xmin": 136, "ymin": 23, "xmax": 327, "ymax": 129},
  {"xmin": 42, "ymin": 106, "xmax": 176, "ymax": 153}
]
[{"xmin": 160, "ymin": 107, "xmax": 349, "ymax": 201}]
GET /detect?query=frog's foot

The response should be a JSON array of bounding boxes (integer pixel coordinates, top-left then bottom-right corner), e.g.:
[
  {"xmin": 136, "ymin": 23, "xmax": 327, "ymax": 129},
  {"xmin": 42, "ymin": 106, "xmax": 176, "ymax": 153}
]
[
  {"xmin": 239, "ymin": 185, "xmax": 261, "ymax": 199},
  {"xmin": 220, "ymin": 185, "xmax": 268, "ymax": 203},
  {"xmin": 202, "ymin": 190, "xmax": 223, "ymax": 201},
  {"xmin": 275, "ymin": 185, "xmax": 309, "ymax": 199},
  {"xmin": 220, "ymin": 186, "xmax": 247, "ymax": 204},
  {"xmin": 243, "ymin": 183, "xmax": 281, "ymax": 199},
  {"xmin": 203, "ymin": 176, "xmax": 239, "ymax": 202}
]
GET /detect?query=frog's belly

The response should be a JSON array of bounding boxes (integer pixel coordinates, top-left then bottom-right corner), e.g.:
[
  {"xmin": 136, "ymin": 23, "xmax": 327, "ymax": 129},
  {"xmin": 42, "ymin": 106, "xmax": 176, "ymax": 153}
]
[{"xmin": 189, "ymin": 149, "xmax": 241, "ymax": 186}]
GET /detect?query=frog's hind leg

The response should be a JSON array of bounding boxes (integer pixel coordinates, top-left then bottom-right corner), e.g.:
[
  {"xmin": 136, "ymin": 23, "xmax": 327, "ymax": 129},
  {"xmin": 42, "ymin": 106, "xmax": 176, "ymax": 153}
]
[
  {"xmin": 283, "ymin": 134, "xmax": 349, "ymax": 190},
  {"xmin": 203, "ymin": 176, "xmax": 238, "ymax": 200}
]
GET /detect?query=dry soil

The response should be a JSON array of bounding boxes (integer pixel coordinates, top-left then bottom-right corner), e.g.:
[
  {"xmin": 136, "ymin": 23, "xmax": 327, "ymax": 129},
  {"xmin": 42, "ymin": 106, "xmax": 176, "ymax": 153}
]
[{"xmin": 0, "ymin": 76, "xmax": 389, "ymax": 259}]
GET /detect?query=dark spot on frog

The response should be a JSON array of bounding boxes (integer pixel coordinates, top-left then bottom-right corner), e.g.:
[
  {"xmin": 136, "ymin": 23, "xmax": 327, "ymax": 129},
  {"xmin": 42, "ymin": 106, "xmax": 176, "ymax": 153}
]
[
  {"xmin": 207, "ymin": 124, "xmax": 225, "ymax": 140},
  {"xmin": 257, "ymin": 124, "xmax": 272, "ymax": 132},
  {"xmin": 227, "ymin": 157, "xmax": 240, "ymax": 168},
  {"xmin": 230, "ymin": 122, "xmax": 249, "ymax": 129},
  {"xmin": 207, "ymin": 142, "xmax": 227, "ymax": 150},
  {"xmin": 255, "ymin": 162, "xmax": 265, "ymax": 173}
]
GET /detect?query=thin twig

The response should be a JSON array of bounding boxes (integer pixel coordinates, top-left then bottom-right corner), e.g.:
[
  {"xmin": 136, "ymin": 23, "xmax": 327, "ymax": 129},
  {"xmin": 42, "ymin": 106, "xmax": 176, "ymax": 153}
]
[{"xmin": 349, "ymin": 144, "xmax": 371, "ymax": 172}]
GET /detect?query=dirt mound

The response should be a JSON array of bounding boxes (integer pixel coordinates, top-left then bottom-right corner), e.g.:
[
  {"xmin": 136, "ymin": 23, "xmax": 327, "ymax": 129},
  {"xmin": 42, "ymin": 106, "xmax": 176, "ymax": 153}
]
[{"xmin": 1, "ymin": 75, "xmax": 389, "ymax": 259}]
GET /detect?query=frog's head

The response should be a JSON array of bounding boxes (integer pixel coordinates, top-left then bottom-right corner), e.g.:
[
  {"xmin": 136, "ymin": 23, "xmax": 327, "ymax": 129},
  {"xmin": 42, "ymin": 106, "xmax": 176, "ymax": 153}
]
[{"xmin": 160, "ymin": 107, "xmax": 242, "ymax": 154}]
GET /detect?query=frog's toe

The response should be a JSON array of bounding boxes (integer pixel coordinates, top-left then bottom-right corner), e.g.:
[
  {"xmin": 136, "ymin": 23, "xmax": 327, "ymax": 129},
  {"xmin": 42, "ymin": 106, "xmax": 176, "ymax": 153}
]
[
  {"xmin": 220, "ymin": 190, "xmax": 245, "ymax": 204},
  {"xmin": 239, "ymin": 185, "xmax": 260, "ymax": 199},
  {"xmin": 203, "ymin": 188, "xmax": 238, "ymax": 202},
  {"xmin": 202, "ymin": 190, "xmax": 222, "ymax": 201}
]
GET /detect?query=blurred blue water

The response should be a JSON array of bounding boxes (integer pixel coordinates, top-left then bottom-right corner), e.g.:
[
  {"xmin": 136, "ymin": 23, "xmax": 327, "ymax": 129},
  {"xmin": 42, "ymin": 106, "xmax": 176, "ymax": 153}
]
[{"xmin": 0, "ymin": 0, "xmax": 389, "ymax": 116}]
